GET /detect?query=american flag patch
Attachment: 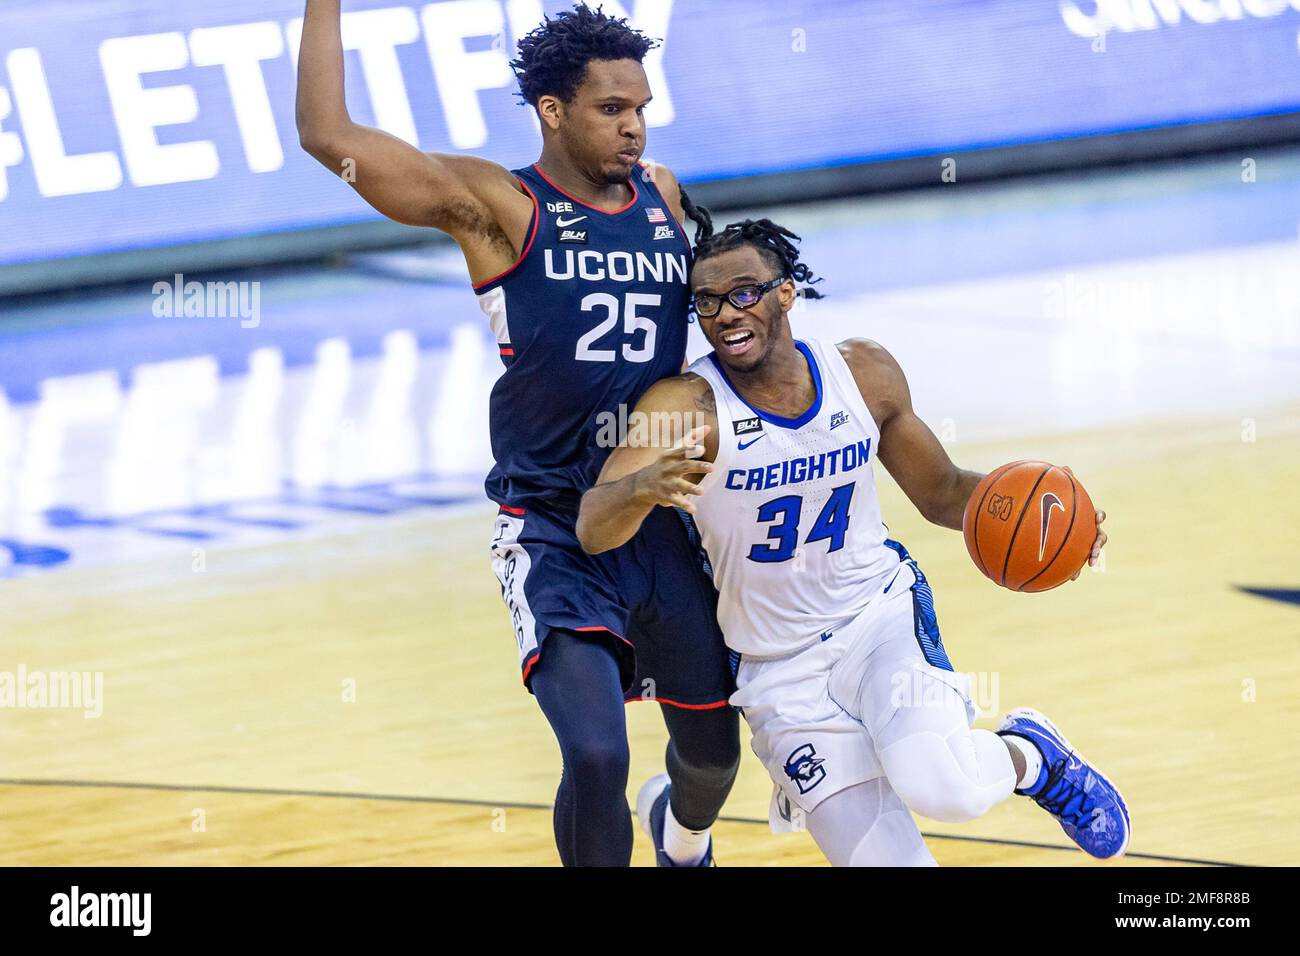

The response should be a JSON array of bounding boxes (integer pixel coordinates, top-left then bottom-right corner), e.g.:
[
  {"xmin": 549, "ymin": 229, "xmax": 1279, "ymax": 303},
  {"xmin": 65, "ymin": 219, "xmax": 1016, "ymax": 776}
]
[{"xmin": 645, "ymin": 207, "xmax": 667, "ymax": 223}]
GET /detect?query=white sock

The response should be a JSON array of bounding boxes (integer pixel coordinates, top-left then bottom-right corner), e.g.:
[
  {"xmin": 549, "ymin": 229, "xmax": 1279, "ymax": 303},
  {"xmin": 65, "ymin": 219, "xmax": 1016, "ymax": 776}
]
[
  {"xmin": 662, "ymin": 805, "xmax": 711, "ymax": 866},
  {"xmin": 1001, "ymin": 734, "xmax": 1044, "ymax": 791}
]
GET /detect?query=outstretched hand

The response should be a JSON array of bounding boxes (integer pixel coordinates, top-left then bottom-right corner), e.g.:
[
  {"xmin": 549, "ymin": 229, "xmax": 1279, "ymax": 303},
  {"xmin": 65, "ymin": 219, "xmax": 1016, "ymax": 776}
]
[{"xmin": 631, "ymin": 424, "xmax": 714, "ymax": 514}]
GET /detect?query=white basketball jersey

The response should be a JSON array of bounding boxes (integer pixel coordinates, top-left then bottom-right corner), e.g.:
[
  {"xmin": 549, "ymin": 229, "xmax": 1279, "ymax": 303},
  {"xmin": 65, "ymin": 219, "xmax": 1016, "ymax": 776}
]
[{"xmin": 689, "ymin": 338, "xmax": 902, "ymax": 659}]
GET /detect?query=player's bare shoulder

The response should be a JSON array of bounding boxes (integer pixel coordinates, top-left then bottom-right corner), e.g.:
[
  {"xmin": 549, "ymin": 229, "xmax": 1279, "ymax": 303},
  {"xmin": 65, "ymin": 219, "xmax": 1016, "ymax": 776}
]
[
  {"xmin": 636, "ymin": 371, "xmax": 720, "ymax": 459},
  {"xmin": 837, "ymin": 337, "xmax": 911, "ymax": 428},
  {"xmin": 433, "ymin": 155, "xmax": 531, "ymax": 240},
  {"xmin": 439, "ymin": 154, "xmax": 528, "ymax": 201},
  {"xmin": 639, "ymin": 370, "xmax": 715, "ymax": 416},
  {"xmin": 637, "ymin": 159, "xmax": 685, "ymax": 223}
]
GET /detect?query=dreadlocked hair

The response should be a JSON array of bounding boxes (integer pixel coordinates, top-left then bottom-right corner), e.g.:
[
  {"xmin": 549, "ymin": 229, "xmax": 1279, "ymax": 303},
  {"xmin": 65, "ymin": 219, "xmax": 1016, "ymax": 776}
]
[
  {"xmin": 692, "ymin": 218, "xmax": 825, "ymax": 300},
  {"xmin": 677, "ymin": 184, "xmax": 713, "ymax": 247},
  {"xmin": 511, "ymin": 4, "xmax": 658, "ymax": 107}
]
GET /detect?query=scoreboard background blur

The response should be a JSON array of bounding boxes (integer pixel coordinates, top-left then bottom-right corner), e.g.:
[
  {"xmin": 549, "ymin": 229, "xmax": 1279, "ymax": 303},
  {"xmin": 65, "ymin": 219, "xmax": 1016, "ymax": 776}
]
[{"xmin": 2, "ymin": 0, "xmax": 1300, "ymax": 289}]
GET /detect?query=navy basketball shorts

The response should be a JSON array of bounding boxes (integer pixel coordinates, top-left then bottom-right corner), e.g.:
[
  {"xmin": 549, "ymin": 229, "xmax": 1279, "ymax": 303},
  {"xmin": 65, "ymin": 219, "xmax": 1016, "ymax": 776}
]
[{"xmin": 490, "ymin": 501, "xmax": 734, "ymax": 709}]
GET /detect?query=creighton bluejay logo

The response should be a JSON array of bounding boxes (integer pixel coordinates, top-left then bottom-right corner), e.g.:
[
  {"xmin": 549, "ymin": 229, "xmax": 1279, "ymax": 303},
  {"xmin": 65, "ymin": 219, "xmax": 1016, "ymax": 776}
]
[{"xmin": 783, "ymin": 743, "xmax": 827, "ymax": 794}]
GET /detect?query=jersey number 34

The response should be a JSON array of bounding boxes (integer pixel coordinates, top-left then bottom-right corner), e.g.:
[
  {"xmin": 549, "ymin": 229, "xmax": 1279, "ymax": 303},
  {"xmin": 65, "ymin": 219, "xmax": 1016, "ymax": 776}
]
[{"xmin": 748, "ymin": 482, "xmax": 856, "ymax": 563}]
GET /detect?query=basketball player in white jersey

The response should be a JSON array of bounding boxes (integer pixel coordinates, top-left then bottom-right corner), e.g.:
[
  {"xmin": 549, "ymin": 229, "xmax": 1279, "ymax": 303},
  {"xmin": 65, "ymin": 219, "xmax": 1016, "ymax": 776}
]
[{"xmin": 576, "ymin": 219, "xmax": 1131, "ymax": 865}]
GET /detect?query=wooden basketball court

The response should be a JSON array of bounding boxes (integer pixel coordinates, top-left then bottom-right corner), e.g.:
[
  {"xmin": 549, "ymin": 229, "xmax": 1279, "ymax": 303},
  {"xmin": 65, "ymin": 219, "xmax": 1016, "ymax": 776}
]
[{"xmin": 3, "ymin": 402, "xmax": 1295, "ymax": 866}]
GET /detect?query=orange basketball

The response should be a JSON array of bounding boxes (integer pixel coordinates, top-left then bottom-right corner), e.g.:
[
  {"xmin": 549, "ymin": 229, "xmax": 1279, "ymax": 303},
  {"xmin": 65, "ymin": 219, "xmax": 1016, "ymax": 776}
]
[{"xmin": 962, "ymin": 460, "xmax": 1096, "ymax": 592}]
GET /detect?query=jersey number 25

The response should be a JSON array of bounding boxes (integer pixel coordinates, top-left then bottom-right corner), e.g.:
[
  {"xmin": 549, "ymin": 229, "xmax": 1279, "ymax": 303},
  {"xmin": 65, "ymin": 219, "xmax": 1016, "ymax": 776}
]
[{"xmin": 575, "ymin": 292, "xmax": 659, "ymax": 363}]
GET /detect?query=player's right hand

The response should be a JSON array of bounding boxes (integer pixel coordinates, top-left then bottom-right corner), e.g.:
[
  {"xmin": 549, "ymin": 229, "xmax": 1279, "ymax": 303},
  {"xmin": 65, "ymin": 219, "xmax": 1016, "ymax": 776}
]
[{"xmin": 631, "ymin": 424, "xmax": 714, "ymax": 514}]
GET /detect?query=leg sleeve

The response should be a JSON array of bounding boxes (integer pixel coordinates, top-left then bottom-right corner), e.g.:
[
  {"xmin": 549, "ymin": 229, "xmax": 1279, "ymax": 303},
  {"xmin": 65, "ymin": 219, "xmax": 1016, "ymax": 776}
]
[
  {"xmin": 531, "ymin": 630, "xmax": 634, "ymax": 866},
  {"xmin": 806, "ymin": 778, "xmax": 937, "ymax": 866},
  {"xmin": 660, "ymin": 702, "xmax": 741, "ymax": 831}
]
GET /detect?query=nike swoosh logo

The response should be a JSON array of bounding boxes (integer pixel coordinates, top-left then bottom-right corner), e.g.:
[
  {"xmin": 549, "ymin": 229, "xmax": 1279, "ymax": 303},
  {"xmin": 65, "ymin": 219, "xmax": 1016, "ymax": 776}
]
[
  {"xmin": 1038, "ymin": 491, "xmax": 1066, "ymax": 561},
  {"xmin": 882, "ymin": 567, "xmax": 903, "ymax": 594},
  {"xmin": 737, "ymin": 434, "xmax": 766, "ymax": 450},
  {"xmin": 556, "ymin": 215, "xmax": 587, "ymax": 227}
]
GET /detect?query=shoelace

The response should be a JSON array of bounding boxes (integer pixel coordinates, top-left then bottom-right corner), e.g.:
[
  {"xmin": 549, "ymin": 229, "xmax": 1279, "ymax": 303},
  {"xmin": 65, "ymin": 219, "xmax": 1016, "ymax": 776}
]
[{"xmin": 1033, "ymin": 758, "xmax": 1096, "ymax": 829}]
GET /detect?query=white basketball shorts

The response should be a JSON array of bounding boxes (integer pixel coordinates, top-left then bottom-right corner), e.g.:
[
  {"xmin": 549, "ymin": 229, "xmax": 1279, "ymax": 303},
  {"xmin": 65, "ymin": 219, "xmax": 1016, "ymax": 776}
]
[{"xmin": 730, "ymin": 560, "xmax": 977, "ymax": 831}]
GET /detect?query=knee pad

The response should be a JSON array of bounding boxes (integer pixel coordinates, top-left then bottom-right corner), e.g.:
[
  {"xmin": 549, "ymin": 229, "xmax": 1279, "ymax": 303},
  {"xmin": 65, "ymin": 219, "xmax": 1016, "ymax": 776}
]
[{"xmin": 880, "ymin": 729, "xmax": 1012, "ymax": 823}]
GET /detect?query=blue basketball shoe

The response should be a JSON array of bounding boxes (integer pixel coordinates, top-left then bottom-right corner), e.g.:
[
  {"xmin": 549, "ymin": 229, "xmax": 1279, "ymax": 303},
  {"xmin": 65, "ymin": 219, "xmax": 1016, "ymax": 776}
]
[
  {"xmin": 997, "ymin": 707, "xmax": 1131, "ymax": 859},
  {"xmin": 636, "ymin": 774, "xmax": 714, "ymax": 867}
]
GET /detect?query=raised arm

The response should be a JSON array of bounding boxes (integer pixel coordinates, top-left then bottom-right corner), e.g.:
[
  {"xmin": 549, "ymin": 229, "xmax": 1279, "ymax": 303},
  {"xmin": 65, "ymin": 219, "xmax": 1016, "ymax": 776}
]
[
  {"xmin": 839, "ymin": 338, "xmax": 982, "ymax": 531},
  {"xmin": 295, "ymin": 0, "xmax": 530, "ymax": 277},
  {"xmin": 577, "ymin": 375, "xmax": 719, "ymax": 554}
]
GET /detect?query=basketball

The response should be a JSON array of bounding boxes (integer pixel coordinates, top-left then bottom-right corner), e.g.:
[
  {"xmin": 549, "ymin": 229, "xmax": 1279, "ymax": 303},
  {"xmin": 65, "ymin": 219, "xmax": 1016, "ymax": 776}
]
[{"xmin": 962, "ymin": 461, "xmax": 1096, "ymax": 592}]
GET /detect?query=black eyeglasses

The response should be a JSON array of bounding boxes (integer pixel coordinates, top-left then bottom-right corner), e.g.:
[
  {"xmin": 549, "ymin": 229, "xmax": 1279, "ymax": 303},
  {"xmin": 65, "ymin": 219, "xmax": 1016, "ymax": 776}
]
[{"xmin": 691, "ymin": 275, "xmax": 787, "ymax": 319}]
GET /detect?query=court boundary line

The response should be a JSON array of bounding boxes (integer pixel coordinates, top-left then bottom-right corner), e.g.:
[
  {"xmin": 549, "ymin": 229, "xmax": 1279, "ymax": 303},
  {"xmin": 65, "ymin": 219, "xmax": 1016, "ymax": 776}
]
[{"xmin": 0, "ymin": 776, "xmax": 1238, "ymax": 867}]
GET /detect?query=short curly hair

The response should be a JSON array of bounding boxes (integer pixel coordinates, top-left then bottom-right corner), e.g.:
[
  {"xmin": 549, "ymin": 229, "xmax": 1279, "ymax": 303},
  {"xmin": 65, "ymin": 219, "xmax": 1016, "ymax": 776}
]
[
  {"xmin": 691, "ymin": 219, "xmax": 826, "ymax": 303},
  {"xmin": 511, "ymin": 3, "xmax": 658, "ymax": 107}
]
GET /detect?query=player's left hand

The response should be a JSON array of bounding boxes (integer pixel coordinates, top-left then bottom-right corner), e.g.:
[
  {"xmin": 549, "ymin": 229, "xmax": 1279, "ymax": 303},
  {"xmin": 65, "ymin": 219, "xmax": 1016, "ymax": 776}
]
[
  {"xmin": 1061, "ymin": 466, "xmax": 1105, "ymax": 581},
  {"xmin": 1071, "ymin": 508, "xmax": 1106, "ymax": 581}
]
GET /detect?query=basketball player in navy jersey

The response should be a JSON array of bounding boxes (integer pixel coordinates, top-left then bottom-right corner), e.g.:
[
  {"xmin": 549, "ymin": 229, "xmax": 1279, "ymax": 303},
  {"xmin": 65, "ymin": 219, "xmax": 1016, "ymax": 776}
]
[
  {"xmin": 578, "ymin": 220, "xmax": 1129, "ymax": 865},
  {"xmin": 296, "ymin": 2, "xmax": 738, "ymax": 866}
]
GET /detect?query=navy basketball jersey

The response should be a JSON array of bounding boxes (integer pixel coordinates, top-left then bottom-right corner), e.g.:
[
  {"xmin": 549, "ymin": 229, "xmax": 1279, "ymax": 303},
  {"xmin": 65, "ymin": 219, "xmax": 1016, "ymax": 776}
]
[{"xmin": 475, "ymin": 163, "xmax": 693, "ymax": 508}]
